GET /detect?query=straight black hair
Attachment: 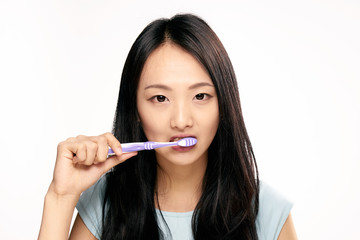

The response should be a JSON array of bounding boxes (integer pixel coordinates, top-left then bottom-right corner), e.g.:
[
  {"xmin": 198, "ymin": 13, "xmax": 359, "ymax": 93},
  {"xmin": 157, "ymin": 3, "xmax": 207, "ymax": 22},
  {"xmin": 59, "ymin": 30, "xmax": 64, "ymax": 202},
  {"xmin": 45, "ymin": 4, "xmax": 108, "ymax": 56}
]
[{"xmin": 102, "ymin": 13, "xmax": 259, "ymax": 239}]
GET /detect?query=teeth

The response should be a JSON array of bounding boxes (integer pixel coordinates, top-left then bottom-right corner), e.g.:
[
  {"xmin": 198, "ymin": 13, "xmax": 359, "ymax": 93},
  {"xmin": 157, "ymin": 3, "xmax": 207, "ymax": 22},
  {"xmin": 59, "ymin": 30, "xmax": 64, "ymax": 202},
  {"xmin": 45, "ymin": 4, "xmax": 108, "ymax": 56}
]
[
  {"xmin": 173, "ymin": 137, "xmax": 183, "ymax": 142},
  {"xmin": 172, "ymin": 137, "xmax": 187, "ymax": 142}
]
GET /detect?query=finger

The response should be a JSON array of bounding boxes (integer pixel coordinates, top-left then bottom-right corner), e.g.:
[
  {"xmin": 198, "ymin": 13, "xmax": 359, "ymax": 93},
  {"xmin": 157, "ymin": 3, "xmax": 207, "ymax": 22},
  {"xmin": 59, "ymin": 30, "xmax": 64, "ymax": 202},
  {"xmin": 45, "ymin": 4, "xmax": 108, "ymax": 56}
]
[
  {"xmin": 102, "ymin": 132, "xmax": 122, "ymax": 156},
  {"xmin": 57, "ymin": 141, "xmax": 77, "ymax": 164},
  {"xmin": 73, "ymin": 142, "xmax": 87, "ymax": 163},
  {"xmin": 58, "ymin": 138, "xmax": 88, "ymax": 162},
  {"xmin": 96, "ymin": 143, "xmax": 108, "ymax": 163},
  {"xmin": 90, "ymin": 135, "xmax": 108, "ymax": 163},
  {"xmin": 83, "ymin": 141, "xmax": 98, "ymax": 165}
]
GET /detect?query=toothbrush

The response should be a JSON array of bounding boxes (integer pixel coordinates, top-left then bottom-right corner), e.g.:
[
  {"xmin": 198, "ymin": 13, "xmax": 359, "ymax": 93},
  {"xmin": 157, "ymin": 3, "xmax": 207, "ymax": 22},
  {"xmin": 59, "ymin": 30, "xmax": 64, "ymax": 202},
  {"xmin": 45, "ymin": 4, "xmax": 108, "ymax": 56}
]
[{"xmin": 107, "ymin": 137, "xmax": 197, "ymax": 157}]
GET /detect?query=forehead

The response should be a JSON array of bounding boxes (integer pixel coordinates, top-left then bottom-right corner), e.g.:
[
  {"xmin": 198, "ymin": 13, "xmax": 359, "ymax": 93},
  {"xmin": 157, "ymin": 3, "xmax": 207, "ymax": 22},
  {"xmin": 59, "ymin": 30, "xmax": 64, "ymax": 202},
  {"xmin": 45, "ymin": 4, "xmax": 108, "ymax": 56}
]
[{"xmin": 138, "ymin": 43, "xmax": 212, "ymax": 88}]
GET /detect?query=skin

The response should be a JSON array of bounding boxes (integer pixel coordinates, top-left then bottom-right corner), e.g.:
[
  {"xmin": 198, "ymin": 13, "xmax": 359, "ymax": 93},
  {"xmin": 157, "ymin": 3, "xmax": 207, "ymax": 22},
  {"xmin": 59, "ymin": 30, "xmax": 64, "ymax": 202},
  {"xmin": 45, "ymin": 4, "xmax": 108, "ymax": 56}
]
[
  {"xmin": 38, "ymin": 42, "xmax": 297, "ymax": 240},
  {"xmin": 278, "ymin": 213, "xmax": 298, "ymax": 239}
]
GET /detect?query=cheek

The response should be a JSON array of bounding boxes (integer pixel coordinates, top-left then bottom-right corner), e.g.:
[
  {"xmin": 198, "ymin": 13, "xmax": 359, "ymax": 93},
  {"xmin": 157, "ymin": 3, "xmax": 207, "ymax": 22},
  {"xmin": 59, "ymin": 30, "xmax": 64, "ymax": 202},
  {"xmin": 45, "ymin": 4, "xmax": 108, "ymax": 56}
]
[
  {"xmin": 204, "ymin": 112, "xmax": 219, "ymax": 146},
  {"xmin": 195, "ymin": 106, "xmax": 219, "ymax": 142},
  {"xmin": 139, "ymin": 110, "xmax": 167, "ymax": 139},
  {"xmin": 205, "ymin": 113, "xmax": 219, "ymax": 135},
  {"xmin": 201, "ymin": 104, "xmax": 219, "ymax": 129}
]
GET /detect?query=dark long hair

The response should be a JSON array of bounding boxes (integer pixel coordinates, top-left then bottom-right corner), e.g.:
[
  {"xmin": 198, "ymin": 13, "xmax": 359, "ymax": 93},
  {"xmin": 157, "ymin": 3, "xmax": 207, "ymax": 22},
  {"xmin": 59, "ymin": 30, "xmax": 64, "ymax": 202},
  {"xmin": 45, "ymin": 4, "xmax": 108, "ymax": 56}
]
[{"xmin": 102, "ymin": 14, "xmax": 259, "ymax": 240}]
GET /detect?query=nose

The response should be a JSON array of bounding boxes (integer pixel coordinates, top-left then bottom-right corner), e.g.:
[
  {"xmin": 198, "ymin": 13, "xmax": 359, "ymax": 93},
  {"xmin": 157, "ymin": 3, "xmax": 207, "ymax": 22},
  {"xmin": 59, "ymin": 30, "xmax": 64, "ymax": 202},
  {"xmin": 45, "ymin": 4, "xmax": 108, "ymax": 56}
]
[{"xmin": 170, "ymin": 101, "xmax": 193, "ymax": 130}]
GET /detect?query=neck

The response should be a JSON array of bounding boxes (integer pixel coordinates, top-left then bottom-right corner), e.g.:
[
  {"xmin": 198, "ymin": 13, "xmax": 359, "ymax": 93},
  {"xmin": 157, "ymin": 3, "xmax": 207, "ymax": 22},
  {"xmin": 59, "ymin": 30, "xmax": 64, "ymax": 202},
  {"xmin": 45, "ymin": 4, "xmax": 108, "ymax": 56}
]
[{"xmin": 155, "ymin": 154, "xmax": 207, "ymax": 212}]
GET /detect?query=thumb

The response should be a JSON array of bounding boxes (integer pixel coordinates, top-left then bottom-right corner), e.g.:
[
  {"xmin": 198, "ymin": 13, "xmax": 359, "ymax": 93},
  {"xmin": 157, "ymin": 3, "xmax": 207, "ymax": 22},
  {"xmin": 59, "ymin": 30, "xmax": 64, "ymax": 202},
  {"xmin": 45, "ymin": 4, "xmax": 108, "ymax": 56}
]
[{"xmin": 102, "ymin": 152, "xmax": 138, "ymax": 173}]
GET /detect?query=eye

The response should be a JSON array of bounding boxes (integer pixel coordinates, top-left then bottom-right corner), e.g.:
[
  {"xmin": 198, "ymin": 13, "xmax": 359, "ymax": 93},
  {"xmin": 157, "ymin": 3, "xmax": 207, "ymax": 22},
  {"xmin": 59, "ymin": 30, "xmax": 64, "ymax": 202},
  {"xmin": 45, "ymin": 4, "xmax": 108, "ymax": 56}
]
[
  {"xmin": 152, "ymin": 95, "xmax": 168, "ymax": 103},
  {"xmin": 194, "ymin": 93, "xmax": 208, "ymax": 101}
]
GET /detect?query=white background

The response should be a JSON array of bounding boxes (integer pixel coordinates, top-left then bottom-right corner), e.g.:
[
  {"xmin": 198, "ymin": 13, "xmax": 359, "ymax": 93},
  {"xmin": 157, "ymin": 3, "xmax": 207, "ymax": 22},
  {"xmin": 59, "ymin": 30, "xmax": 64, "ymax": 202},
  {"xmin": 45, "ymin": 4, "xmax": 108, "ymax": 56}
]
[{"xmin": 0, "ymin": 0, "xmax": 359, "ymax": 239}]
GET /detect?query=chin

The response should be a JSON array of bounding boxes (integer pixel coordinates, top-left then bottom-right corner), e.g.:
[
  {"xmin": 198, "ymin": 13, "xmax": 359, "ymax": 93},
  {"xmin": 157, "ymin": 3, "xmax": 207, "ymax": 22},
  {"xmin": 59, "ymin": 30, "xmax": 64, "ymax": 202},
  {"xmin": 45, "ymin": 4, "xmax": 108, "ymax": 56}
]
[{"xmin": 155, "ymin": 147, "xmax": 207, "ymax": 166}]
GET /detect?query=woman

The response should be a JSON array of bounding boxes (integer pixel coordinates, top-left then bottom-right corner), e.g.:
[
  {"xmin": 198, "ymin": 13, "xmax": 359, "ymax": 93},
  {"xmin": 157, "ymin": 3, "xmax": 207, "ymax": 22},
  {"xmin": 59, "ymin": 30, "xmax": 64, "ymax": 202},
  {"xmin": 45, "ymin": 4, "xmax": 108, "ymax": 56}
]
[{"xmin": 39, "ymin": 14, "xmax": 297, "ymax": 239}]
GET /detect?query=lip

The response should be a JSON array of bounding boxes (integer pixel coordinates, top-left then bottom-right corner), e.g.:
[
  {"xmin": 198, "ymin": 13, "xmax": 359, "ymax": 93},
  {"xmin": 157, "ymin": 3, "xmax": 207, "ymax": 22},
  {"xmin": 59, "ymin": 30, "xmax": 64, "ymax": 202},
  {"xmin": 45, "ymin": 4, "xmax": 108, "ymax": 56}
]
[{"xmin": 171, "ymin": 145, "xmax": 195, "ymax": 152}]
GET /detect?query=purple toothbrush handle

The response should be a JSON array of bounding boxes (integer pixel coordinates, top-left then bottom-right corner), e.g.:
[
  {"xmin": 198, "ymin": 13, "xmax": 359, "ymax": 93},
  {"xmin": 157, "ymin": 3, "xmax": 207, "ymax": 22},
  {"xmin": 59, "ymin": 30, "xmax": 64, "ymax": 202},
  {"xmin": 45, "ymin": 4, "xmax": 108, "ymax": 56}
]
[
  {"xmin": 108, "ymin": 148, "xmax": 115, "ymax": 155},
  {"xmin": 122, "ymin": 142, "xmax": 155, "ymax": 152},
  {"xmin": 107, "ymin": 138, "xmax": 196, "ymax": 157},
  {"xmin": 107, "ymin": 142, "xmax": 158, "ymax": 157}
]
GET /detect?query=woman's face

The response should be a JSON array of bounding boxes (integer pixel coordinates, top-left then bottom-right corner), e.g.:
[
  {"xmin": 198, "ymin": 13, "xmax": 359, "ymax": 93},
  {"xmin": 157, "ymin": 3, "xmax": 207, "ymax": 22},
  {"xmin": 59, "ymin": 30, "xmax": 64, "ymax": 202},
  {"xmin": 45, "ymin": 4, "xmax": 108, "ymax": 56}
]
[{"xmin": 136, "ymin": 43, "xmax": 219, "ymax": 166}]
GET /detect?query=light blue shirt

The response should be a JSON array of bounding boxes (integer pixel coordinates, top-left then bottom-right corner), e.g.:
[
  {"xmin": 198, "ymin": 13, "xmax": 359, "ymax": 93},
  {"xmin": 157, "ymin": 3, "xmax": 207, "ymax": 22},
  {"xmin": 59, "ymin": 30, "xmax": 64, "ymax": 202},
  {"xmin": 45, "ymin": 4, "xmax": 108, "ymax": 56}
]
[{"xmin": 76, "ymin": 177, "xmax": 293, "ymax": 240}]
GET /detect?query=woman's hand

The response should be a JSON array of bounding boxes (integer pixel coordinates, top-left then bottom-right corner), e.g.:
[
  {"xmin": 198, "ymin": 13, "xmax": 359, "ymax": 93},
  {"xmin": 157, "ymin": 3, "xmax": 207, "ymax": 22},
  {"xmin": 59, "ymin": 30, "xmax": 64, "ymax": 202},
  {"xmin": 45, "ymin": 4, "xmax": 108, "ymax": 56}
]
[
  {"xmin": 39, "ymin": 132, "xmax": 136, "ymax": 239},
  {"xmin": 49, "ymin": 132, "xmax": 137, "ymax": 198}
]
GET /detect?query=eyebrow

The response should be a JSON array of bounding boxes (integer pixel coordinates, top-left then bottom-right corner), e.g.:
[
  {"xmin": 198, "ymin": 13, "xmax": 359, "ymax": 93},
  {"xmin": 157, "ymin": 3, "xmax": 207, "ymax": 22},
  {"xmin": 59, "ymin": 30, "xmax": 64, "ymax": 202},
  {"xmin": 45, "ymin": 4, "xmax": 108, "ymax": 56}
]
[{"xmin": 144, "ymin": 82, "xmax": 214, "ymax": 90}]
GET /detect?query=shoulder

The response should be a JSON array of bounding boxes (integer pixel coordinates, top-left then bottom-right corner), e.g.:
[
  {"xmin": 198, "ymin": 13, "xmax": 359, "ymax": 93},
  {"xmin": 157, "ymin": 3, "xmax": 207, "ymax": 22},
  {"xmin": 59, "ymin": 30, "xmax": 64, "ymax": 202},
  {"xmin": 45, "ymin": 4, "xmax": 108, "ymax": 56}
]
[
  {"xmin": 76, "ymin": 175, "xmax": 107, "ymax": 239},
  {"xmin": 256, "ymin": 181, "xmax": 293, "ymax": 240}
]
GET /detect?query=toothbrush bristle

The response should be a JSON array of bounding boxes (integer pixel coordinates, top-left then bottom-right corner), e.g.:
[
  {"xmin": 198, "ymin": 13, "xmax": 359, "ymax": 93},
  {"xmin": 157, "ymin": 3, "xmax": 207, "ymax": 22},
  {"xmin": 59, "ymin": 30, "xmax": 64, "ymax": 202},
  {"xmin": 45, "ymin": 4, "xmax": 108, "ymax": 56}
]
[{"xmin": 178, "ymin": 137, "xmax": 197, "ymax": 147}]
